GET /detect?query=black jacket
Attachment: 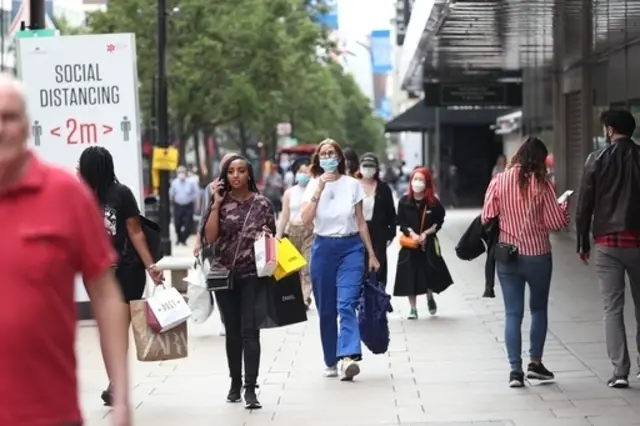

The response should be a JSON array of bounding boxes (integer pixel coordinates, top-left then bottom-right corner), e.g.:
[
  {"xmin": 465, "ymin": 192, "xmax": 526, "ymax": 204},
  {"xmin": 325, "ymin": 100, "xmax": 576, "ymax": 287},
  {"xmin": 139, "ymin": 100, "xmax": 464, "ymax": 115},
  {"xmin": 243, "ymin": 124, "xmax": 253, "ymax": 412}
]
[
  {"xmin": 367, "ymin": 180, "xmax": 397, "ymax": 244},
  {"xmin": 576, "ymin": 137, "xmax": 640, "ymax": 253},
  {"xmin": 455, "ymin": 215, "xmax": 498, "ymax": 261},
  {"xmin": 397, "ymin": 195, "xmax": 445, "ymax": 237}
]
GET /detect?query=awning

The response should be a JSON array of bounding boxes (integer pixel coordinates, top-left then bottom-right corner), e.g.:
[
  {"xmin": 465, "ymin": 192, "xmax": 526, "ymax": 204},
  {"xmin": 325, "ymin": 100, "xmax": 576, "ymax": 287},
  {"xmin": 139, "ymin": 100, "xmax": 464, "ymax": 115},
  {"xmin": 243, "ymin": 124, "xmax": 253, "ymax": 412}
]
[
  {"xmin": 385, "ymin": 102, "xmax": 506, "ymax": 133},
  {"xmin": 385, "ymin": 101, "xmax": 430, "ymax": 133}
]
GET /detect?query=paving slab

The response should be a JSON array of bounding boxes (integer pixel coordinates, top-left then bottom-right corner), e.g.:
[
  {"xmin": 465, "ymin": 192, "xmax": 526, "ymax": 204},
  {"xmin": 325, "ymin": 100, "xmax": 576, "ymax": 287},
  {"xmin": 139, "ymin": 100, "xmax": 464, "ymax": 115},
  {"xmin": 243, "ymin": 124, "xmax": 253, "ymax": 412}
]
[{"xmin": 76, "ymin": 209, "xmax": 640, "ymax": 425}]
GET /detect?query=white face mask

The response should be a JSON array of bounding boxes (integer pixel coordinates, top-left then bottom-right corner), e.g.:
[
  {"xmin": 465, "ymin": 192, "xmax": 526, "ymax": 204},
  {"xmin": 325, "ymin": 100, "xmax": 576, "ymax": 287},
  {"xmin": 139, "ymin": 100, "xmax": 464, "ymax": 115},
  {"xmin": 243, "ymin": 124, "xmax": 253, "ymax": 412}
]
[
  {"xmin": 411, "ymin": 179, "xmax": 426, "ymax": 193},
  {"xmin": 359, "ymin": 166, "xmax": 376, "ymax": 179}
]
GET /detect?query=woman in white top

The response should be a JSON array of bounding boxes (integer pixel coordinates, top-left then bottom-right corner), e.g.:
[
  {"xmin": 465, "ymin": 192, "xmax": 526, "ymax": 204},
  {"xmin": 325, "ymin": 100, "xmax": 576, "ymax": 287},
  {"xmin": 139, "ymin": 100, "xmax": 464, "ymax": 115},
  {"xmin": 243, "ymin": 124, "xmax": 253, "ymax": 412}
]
[
  {"xmin": 301, "ymin": 139, "xmax": 380, "ymax": 382},
  {"xmin": 277, "ymin": 162, "xmax": 314, "ymax": 308},
  {"xmin": 356, "ymin": 153, "xmax": 397, "ymax": 286}
]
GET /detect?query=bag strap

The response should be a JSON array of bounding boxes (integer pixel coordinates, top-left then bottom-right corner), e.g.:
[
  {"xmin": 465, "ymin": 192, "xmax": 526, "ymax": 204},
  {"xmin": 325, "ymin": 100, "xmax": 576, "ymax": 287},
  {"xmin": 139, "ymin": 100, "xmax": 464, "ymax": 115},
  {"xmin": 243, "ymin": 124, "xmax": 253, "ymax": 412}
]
[
  {"xmin": 229, "ymin": 197, "xmax": 257, "ymax": 271},
  {"xmin": 417, "ymin": 201, "xmax": 429, "ymax": 233}
]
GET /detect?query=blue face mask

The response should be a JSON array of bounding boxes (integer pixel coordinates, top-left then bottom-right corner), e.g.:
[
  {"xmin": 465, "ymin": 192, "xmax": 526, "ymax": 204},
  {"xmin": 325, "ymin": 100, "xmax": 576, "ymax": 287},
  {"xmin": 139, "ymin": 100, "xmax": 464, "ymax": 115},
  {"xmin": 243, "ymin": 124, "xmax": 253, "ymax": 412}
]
[
  {"xmin": 319, "ymin": 158, "xmax": 339, "ymax": 172},
  {"xmin": 295, "ymin": 173, "xmax": 310, "ymax": 185}
]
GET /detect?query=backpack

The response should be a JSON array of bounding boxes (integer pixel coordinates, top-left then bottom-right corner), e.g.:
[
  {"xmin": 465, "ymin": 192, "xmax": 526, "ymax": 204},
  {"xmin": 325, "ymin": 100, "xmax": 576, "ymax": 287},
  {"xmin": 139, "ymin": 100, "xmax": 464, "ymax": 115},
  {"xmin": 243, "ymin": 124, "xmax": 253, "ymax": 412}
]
[{"xmin": 358, "ymin": 273, "xmax": 393, "ymax": 355}]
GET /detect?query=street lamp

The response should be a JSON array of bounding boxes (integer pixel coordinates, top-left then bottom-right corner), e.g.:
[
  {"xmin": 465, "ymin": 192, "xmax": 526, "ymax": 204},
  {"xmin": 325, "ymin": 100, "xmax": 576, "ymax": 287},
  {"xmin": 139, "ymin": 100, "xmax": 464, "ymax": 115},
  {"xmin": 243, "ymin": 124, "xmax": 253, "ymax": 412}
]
[{"xmin": 157, "ymin": 0, "xmax": 171, "ymax": 256}]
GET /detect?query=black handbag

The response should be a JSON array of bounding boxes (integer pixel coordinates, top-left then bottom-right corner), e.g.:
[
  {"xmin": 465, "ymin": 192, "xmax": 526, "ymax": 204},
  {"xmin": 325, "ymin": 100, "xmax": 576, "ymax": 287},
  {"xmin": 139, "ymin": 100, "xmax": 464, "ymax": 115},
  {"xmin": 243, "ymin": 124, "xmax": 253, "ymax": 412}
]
[
  {"xmin": 493, "ymin": 191, "xmax": 540, "ymax": 263},
  {"xmin": 206, "ymin": 199, "xmax": 256, "ymax": 291}
]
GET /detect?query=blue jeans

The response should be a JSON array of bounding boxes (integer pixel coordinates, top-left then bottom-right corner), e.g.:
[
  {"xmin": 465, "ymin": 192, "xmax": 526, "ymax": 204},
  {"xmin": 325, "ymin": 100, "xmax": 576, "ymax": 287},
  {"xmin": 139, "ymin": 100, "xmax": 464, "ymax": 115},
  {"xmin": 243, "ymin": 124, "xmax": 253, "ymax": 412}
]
[
  {"xmin": 310, "ymin": 234, "xmax": 365, "ymax": 367},
  {"xmin": 497, "ymin": 253, "xmax": 552, "ymax": 372}
]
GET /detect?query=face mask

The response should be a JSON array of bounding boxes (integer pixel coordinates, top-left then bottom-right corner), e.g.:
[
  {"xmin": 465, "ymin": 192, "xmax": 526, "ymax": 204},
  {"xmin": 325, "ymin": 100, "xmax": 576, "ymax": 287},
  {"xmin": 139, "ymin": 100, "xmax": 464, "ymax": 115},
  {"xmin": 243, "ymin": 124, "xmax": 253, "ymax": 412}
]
[
  {"xmin": 360, "ymin": 166, "xmax": 376, "ymax": 179},
  {"xmin": 295, "ymin": 173, "xmax": 310, "ymax": 185},
  {"xmin": 177, "ymin": 172, "xmax": 186, "ymax": 179},
  {"xmin": 411, "ymin": 180, "xmax": 426, "ymax": 193},
  {"xmin": 319, "ymin": 158, "xmax": 339, "ymax": 172}
]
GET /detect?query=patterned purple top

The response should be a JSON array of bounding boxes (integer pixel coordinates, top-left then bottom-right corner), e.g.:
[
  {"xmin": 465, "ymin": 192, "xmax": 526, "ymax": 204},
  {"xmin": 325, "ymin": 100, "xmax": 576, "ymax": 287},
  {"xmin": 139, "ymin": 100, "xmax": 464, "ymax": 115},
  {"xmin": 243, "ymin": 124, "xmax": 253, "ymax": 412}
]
[{"xmin": 212, "ymin": 194, "xmax": 276, "ymax": 278}]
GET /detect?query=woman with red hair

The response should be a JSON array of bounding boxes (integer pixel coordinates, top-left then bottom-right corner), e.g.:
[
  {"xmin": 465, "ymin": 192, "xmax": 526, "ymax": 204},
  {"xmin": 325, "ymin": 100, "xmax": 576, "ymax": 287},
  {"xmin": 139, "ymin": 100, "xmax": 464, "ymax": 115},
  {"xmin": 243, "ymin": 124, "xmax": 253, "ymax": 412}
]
[{"xmin": 393, "ymin": 167, "xmax": 453, "ymax": 319}]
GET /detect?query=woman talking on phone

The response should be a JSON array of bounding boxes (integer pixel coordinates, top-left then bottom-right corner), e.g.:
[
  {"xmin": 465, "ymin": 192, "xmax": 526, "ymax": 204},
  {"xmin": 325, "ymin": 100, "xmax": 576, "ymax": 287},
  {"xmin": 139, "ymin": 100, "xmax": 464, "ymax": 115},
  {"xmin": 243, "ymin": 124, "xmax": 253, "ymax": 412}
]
[
  {"xmin": 482, "ymin": 137, "xmax": 569, "ymax": 388},
  {"xmin": 204, "ymin": 154, "xmax": 275, "ymax": 409},
  {"xmin": 301, "ymin": 139, "xmax": 380, "ymax": 381}
]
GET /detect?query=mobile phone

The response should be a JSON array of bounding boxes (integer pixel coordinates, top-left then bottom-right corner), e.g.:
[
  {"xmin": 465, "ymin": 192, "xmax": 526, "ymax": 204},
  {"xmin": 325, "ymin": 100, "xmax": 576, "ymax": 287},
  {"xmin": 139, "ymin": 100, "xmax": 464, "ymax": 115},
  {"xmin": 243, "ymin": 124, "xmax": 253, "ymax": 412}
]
[{"xmin": 557, "ymin": 190, "xmax": 574, "ymax": 204}]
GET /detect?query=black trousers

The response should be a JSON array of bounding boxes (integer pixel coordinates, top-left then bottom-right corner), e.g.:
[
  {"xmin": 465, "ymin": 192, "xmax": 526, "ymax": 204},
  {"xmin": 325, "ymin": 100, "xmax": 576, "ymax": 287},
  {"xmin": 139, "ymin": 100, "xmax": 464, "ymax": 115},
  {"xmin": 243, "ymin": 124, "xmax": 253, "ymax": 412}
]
[
  {"xmin": 366, "ymin": 222, "xmax": 388, "ymax": 286},
  {"xmin": 214, "ymin": 276, "xmax": 261, "ymax": 385},
  {"xmin": 173, "ymin": 202, "xmax": 194, "ymax": 243}
]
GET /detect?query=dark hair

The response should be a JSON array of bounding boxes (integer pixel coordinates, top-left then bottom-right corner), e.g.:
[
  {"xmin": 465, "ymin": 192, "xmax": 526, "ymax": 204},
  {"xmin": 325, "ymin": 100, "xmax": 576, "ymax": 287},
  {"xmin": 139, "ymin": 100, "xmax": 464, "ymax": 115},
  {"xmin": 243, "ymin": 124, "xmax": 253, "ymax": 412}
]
[
  {"xmin": 510, "ymin": 136, "xmax": 549, "ymax": 193},
  {"xmin": 342, "ymin": 147, "xmax": 359, "ymax": 176},
  {"xmin": 600, "ymin": 109, "xmax": 636, "ymax": 137},
  {"xmin": 309, "ymin": 139, "xmax": 347, "ymax": 177},
  {"xmin": 78, "ymin": 146, "xmax": 118, "ymax": 206},
  {"xmin": 291, "ymin": 157, "xmax": 310, "ymax": 174},
  {"xmin": 219, "ymin": 155, "xmax": 259, "ymax": 193}
]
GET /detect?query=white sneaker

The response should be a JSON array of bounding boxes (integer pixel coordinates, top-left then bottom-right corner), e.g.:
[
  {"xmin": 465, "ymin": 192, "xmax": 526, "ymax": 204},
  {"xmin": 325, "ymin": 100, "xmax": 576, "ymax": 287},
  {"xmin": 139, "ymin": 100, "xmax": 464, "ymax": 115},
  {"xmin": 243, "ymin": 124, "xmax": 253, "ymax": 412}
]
[
  {"xmin": 323, "ymin": 365, "xmax": 338, "ymax": 378},
  {"xmin": 340, "ymin": 358, "xmax": 360, "ymax": 381}
]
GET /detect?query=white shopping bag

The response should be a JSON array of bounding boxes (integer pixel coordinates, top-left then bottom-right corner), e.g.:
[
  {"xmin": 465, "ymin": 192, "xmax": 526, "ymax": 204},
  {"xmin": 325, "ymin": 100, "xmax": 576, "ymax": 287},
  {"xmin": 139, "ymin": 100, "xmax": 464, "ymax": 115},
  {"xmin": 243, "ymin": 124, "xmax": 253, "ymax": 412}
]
[
  {"xmin": 254, "ymin": 233, "xmax": 277, "ymax": 277},
  {"xmin": 185, "ymin": 258, "xmax": 214, "ymax": 324},
  {"xmin": 146, "ymin": 286, "xmax": 192, "ymax": 333}
]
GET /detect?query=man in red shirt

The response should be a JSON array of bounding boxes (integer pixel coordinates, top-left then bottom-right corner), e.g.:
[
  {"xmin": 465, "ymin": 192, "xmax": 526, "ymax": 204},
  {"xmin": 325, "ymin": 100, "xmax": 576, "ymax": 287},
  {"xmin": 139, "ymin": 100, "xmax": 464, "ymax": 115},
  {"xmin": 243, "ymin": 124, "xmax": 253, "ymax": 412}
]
[
  {"xmin": 0, "ymin": 75, "xmax": 131, "ymax": 425},
  {"xmin": 576, "ymin": 109, "xmax": 640, "ymax": 389}
]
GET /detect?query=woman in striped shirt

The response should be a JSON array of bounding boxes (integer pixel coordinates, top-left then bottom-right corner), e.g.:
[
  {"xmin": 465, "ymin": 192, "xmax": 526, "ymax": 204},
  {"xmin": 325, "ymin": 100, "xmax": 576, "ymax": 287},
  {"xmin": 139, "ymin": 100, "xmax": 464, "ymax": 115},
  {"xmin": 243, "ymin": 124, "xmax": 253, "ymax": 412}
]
[{"xmin": 482, "ymin": 136, "xmax": 569, "ymax": 388}]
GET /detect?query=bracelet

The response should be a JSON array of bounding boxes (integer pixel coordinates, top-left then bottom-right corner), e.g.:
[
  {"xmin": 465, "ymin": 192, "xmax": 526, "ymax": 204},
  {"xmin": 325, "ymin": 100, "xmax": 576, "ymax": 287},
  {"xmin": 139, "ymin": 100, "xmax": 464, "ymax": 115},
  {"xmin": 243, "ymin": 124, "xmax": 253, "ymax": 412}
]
[{"xmin": 146, "ymin": 264, "xmax": 156, "ymax": 271}]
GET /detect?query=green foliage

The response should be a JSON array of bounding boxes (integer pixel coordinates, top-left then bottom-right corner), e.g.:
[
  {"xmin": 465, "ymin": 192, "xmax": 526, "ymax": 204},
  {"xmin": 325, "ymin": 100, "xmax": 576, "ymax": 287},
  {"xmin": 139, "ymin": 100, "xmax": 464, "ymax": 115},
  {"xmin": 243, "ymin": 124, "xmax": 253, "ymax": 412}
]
[{"xmin": 78, "ymin": 0, "xmax": 385, "ymax": 155}]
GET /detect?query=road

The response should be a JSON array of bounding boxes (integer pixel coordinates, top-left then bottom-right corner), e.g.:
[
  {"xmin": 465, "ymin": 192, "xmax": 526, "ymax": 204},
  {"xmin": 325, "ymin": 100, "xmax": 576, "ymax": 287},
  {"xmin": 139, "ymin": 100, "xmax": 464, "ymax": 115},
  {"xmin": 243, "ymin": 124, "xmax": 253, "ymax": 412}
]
[{"xmin": 77, "ymin": 209, "xmax": 640, "ymax": 426}]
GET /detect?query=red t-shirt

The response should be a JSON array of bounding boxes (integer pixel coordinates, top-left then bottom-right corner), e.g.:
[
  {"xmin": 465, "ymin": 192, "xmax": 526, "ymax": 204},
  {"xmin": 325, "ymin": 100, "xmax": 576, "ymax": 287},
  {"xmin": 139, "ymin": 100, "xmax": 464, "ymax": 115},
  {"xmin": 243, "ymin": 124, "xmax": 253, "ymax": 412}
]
[{"xmin": 0, "ymin": 153, "xmax": 116, "ymax": 426}]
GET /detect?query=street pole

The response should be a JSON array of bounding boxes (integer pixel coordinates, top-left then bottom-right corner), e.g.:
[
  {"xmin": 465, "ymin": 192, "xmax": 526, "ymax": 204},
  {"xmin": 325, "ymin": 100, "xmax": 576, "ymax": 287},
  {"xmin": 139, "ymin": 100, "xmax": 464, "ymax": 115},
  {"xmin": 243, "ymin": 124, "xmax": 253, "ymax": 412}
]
[
  {"xmin": 157, "ymin": 0, "xmax": 172, "ymax": 256},
  {"xmin": 29, "ymin": 0, "xmax": 45, "ymax": 29}
]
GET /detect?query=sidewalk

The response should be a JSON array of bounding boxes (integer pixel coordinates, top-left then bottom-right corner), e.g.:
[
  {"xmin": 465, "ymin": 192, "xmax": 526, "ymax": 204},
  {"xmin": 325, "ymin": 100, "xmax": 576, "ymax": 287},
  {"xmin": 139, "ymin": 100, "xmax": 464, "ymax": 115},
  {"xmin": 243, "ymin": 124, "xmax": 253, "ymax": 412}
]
[{"xmin": 77, "ymin": 209, "xmax": 640, "ymax": 426}]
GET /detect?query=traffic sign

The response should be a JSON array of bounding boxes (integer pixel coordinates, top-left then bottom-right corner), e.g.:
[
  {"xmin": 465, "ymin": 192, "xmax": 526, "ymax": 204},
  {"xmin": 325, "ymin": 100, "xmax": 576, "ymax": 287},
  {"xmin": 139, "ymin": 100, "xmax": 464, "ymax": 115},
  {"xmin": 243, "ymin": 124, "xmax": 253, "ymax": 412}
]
[
  {"xmin": 152, "ymin": 147, "xmax": 179, "ymax": 171},
  {"xmin": 16, "ymin": 33, "xmax": 143, "ymax": 205},
  {"xmin": 16, "ymin": 33, "xmax": 143, "ymax": 307}
]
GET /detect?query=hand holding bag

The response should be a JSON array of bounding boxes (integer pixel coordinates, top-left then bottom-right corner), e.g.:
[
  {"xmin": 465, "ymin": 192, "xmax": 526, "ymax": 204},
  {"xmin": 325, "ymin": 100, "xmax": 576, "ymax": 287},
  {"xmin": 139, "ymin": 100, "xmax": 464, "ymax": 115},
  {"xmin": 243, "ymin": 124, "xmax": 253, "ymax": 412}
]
[
  {"xmin": 399, "ymin": 203, "xmax": 428, "ymax": 249},
  {"xmin": 206, "ymin": 199, "xmax": 257, "ymax": 291}
]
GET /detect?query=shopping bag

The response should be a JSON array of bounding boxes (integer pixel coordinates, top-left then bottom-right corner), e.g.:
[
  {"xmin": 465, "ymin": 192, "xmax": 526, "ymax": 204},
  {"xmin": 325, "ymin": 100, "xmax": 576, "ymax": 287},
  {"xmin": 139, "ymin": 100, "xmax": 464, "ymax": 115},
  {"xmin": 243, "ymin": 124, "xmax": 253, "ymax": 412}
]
[
  {"xmin": 273, "ymin": 237, "xmax": 307, "ymax": 281},
  {"xmin": 254, "ymin": 233, "xmax": 278, "ymax": 277},
  {"xmin": 131, "ymin": 299, "xmax": 188, "ymax": 362},
  {"xmin": 185, "ymin": 258, "xmax": 214, "ymax": 323},
  {"xmin": 145, "ymin": 286, "xmax": 192, "ymax": 333},
  {"xmin": 256, "ymin": 273, "xmax": 308, "ymax": 329}
]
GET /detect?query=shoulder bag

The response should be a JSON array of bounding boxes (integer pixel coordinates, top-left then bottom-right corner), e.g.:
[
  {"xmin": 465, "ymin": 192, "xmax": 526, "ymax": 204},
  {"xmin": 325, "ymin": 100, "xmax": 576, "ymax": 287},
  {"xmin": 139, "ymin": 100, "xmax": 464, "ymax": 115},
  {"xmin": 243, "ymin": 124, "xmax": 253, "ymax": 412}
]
[
  {"xmin": 399, "ymin": 201, "xmax": 428, "ymax": 249},
  {"xmin": 493, "ymin": 181, "xmax": 540, "ymax": 263},
  {"xmin": 206, "ymin": 198, "xmax": 257, "ymax": 291}
]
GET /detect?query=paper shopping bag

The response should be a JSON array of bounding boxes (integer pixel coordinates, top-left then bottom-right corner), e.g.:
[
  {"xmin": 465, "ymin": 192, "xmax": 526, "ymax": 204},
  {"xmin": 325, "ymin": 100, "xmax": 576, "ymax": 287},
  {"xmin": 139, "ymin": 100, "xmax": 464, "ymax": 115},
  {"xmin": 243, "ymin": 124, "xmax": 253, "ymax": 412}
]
[
  {"xmin": 273, "ymin": 237, "xmax": 307, "ymax": 281},
  {"xmin": 145, "ymin": 286, "xmax": 192, "ymax": 333},
  {"xmin": 254, "ymin": 234, "xmax": 278, "ymax": 277},
  {"xmin": 130, "ymin": 300, "xmax": 188, "ymax": 362},
  {"xmin": 255, "ymin": 273, "xmax": 307, "ymax": 329}
]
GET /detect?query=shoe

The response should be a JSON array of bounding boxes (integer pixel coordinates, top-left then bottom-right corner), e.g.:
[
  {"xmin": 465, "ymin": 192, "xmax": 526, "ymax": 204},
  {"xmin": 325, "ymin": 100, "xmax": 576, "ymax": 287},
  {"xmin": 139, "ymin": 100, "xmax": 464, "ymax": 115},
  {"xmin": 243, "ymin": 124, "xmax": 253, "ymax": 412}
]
[
  {"xmin": 323, "ymin": 365, "xmax": 338, "ymax": 378},
  {"xmin": 509, "ymin": 371, "xmax": 525, "ymax": 388},
  {"xmin": 340, "ymin": 358, "xmax": 360, "ymax": 382},
  {"xmin": 607, "ymin": 375, "xmax": 629, "ymax": 388},
  {"xmin": 226, "ymin": 380, "xmax": 242, "ymax": 403},
  {"xmin": 427, "ymin": 297, "xmax": 437, "ymax": 315},
  {"xmin": 482, "ymin": 287, "xmax": 496, "ymax": 298},
  {"xmin": 100, "ymin": 389, "xmax": 112, "ymax": 407},
  {"xmin": 526, "ymin": 362, "xmax": 555, "ymax": 381},
  {"xmin": 243, "ymin": 385, "xmax": 262, "ymax": 410},
  {"xmin": 407, "ymin": 308, "xmax": 418, "ymax": 320}
]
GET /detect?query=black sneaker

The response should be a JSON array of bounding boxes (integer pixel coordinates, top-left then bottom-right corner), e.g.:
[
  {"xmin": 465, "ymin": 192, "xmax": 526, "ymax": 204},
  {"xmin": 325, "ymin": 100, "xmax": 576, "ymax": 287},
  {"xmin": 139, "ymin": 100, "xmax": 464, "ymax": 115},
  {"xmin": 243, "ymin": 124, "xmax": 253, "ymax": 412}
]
[
  {"xmin": 226, "ymin": 380, "xmax": 242, "ymax": 403},
  {"xmin": 509, "ymin": 371, "xmax": 525, "ymax": 388},
  {"xmin": 482, "ymin": 287, "xmax": 495, "ymax": 298},
  {"xmin": 607, "ymin": 375, "xmax": 629, "ymax": 388},
  {"xmin": 526, "ymin": 362, "xmax": 555, "ymax": 381},
  {"xmin": 244, "ymin": 385, "xmax": 262, "ymax": 410}
]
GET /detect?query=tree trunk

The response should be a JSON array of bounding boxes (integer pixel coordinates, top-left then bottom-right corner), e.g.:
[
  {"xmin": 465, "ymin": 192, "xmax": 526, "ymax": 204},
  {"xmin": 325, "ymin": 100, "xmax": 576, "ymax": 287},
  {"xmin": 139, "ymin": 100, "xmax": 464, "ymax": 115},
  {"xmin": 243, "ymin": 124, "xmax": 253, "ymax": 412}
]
[
  {"xmin": 238, "ymin": 119, "xmax": 248, "ymax": 158},
  {"xmin": 193, "ymin": 128, "xmax": 202, "ymax": 181}
]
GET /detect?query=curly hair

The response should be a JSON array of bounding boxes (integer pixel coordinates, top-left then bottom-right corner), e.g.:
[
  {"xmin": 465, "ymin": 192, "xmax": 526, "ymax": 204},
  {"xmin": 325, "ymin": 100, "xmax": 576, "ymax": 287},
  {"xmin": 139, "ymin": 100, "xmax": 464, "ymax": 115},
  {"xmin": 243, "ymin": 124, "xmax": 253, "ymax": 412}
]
[{"xmin": 510, "ymin": 136, "xmax": 549, "ymax": 193}]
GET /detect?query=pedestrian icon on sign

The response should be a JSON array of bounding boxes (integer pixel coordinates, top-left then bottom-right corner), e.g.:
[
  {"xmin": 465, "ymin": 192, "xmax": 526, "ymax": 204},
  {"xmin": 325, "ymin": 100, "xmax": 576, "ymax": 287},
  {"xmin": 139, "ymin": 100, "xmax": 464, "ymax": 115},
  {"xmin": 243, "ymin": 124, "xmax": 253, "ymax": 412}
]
[
  {"xmin": 32, "ymin": 120, "xmax": 42, "ymax": 146},
  {"xmin": 121, "ymin": 116, "xmax": 131, "ymax": 142}
]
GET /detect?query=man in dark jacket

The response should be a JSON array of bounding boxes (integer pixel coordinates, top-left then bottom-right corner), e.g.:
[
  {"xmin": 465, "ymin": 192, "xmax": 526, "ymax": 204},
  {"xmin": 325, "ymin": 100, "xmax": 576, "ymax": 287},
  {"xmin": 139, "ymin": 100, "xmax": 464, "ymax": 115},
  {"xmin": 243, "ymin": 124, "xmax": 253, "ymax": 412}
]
[{"xmin": 576, "ymin": 109, "xmax": 640, "ymax": 389}]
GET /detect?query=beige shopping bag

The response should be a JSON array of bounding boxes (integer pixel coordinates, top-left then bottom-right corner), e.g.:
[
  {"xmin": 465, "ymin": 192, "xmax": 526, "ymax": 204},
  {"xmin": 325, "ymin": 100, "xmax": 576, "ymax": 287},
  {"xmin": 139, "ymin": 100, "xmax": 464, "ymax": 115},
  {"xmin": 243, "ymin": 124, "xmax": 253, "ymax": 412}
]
[{"xmin": 131, "ymin": 299, "xmax": 188, "ymax": 362}]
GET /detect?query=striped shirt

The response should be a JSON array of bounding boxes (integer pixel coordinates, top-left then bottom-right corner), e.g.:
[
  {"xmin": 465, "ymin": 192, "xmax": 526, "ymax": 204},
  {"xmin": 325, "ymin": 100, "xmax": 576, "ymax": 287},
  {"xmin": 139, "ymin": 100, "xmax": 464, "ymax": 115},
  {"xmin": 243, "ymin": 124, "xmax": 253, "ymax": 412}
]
[{"xmin": 481, "ymin": 166, "xmax": 569, "ymax": 255}]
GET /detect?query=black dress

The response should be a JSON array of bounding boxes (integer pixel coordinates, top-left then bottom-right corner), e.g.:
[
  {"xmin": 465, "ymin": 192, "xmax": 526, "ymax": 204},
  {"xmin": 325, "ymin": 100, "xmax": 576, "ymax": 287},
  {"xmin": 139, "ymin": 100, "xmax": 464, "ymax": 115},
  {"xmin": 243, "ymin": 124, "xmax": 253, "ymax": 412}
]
[
  {"xmin": 393, "ymin": 196, "xmax": 453, "ymax": 296},
  {"xmin": 365, "ymin": 180, "xmax": 397, "ymax": 286}
]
